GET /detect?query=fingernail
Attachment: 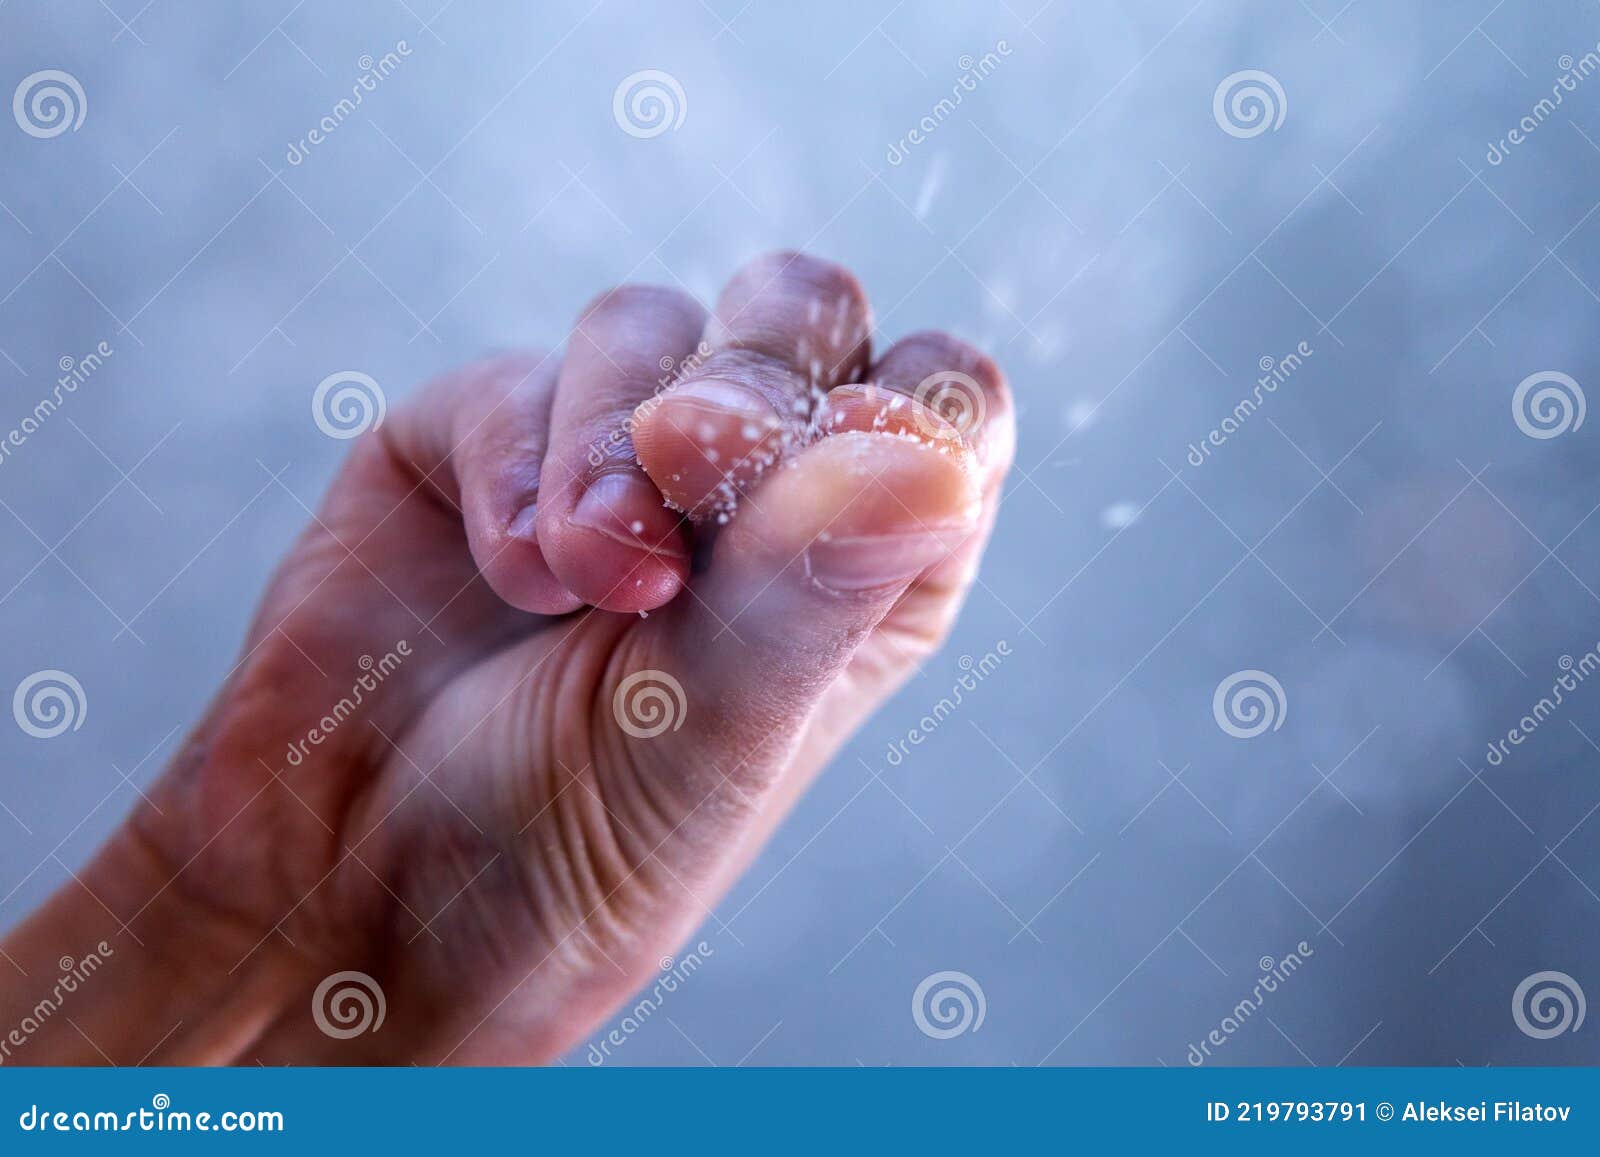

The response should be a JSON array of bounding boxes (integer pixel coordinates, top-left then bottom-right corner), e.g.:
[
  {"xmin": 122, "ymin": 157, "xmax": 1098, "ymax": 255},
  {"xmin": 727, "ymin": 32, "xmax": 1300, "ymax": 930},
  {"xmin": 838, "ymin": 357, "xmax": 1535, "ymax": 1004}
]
[
  {"xmin": 805, "ymin": 525, "xmax": 970, "ymax": 593},
  {"xmin": 663, "ymin": 379, "xmax": 783, "ymax": 429},
  {"xmin": 822, "ymin": 385, "xmax": 966, "ymax": 450},
  {"xmin": 570, "ymin": 471, "xmax": 686, "ymax": 558},
  {"xmin": 507, "ymin": 501, "xmax": 539, "ymax": 540}
]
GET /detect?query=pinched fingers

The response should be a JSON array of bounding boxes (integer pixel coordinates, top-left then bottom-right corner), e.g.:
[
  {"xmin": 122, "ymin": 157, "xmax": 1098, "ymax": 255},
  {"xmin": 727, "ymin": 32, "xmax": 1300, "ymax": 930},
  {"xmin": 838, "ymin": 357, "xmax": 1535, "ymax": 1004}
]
[{"xmin": 631, "ymin": 250, "xmax": 874, "ymax": 519}]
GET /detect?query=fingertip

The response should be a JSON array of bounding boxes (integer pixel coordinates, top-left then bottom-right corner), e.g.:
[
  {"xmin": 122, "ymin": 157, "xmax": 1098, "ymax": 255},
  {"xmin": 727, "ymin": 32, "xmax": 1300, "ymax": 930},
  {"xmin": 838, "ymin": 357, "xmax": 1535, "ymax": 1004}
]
[
  {"xmin": 724, "ymin": 431, "xmax": 982, "ymax": 593},
  {"xmin": 474, "ymin": 506, "xmax": 587, "ymax": 615},
  {"xmin": 633, "ymin": 430, "xmax": 982, "ymax": 746},
  {"xmin": 632, "ymin": 380, "xmax": 789, "ymax": 519},
  {"xmin": 868, "ymin": 331, "xmax": 1015, "ymax": 485},
  {"xmin": 538, "ymin": 470, "xmax": 690, "ymax": 612}
]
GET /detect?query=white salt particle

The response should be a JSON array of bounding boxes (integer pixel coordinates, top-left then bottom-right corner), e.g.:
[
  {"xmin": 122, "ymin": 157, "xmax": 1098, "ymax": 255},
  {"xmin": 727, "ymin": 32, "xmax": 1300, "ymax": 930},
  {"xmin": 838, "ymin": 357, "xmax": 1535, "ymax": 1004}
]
[{"xmin": 1101, "ymin": 501, "xmax": 1141, "ymax": 530}]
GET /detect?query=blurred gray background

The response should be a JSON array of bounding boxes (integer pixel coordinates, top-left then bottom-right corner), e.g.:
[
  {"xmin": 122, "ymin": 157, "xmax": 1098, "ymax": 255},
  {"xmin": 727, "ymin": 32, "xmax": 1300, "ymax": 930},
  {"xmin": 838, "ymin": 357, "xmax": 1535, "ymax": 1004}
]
[{"xmin": 3, "ymin": 0, "xmax": 1599, "ymax": 1065}]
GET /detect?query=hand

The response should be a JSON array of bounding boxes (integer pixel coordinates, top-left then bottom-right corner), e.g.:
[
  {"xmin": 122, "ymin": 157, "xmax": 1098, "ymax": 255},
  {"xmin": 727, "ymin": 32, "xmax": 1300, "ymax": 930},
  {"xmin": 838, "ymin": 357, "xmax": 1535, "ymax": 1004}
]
[{"xmin": 0, "ymin": 251, "xmax": 1013, "ymax": 1065}]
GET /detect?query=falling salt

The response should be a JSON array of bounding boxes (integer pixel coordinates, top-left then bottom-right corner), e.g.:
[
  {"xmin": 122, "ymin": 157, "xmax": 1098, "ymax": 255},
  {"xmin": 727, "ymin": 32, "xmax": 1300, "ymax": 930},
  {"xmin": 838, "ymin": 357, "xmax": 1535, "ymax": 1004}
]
[
  {"xmin": 1101, "ymin": 501, "xmax": 1141, "ymax": 530},
  {"xmin": 630, "ymin": 520, "xmax": 644, "ymax": 534},
  {"xmin": 914, "ymin": 152, "xmax": 948, "ymax": 219},
  {"xmin": 1065, "ymin": 399, "xmax": 1097, "ymax": 431}
]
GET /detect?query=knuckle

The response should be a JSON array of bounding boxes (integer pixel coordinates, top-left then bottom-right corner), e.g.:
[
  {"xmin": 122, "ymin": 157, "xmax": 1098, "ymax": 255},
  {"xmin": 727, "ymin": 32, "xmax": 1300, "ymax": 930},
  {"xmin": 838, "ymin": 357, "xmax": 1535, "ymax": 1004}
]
[
  {"xmin": 727, "ymin": 250, "xmax": 869, "ymax": 316},
  {"xmin": 476, "ymin": 346, "xmax": 556, "ymax": 386},
  {"xmin": 879, "ymin": 331, "xmax": 1009, "ymax": 404},
  {"xmin": 712, "ymin": 253, "xmax": 872, "ymax": 384},
  {"xmin": 579, "ymin": 283, "xmax": 702, "ymax": 326}
]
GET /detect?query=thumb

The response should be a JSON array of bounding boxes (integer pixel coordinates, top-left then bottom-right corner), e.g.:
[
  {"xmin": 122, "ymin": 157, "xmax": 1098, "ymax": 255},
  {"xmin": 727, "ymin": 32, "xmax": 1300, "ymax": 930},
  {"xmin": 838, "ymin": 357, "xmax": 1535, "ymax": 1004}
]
[{"xmin": 622, "ymin": 411, "xmax": 982, "ymax": 801}]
